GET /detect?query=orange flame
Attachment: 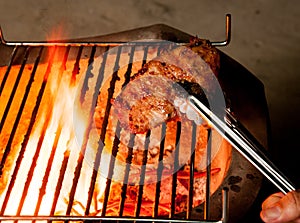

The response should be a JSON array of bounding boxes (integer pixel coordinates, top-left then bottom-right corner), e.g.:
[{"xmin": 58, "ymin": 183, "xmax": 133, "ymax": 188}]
[{"xmin": 0, "ymin": 47, "xmax": 107, "ymax": 220}]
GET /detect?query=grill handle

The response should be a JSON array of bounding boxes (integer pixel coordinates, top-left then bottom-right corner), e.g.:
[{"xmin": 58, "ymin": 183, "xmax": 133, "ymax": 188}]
[{"xmin": 187, "ymin": 95, "xmax": 296, "ymax": 194}]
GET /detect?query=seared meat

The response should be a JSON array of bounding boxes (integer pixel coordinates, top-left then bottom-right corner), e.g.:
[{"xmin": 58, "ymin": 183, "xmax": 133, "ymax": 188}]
[
  {"xmin": 128, "ymin": 95, "xmax": 177, "ymax": 134},
  {"xmin": 113, "ymin": 37, "xmax": 220, "ymax": 134}
]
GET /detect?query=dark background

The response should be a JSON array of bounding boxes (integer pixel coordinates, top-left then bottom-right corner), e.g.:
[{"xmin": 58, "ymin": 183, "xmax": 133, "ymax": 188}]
[{"xmin": 0, "ymin": 0, "xmax": 299, "ymax": 222}]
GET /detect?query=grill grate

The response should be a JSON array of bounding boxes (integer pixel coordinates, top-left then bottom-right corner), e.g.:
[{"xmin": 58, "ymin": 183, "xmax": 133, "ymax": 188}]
[
  {"xmin": 0, "ymin": 16, "xmax": 233, "ymax": 223},
  {"xmin": 0, "ymin": 43, "xmax": 228, "ymax": 222}
]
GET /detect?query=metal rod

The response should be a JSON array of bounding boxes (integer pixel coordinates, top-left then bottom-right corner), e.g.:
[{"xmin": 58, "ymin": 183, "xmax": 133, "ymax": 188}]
[
  {"xmin": 34, "ymin": 121, "xmax": 63, "ymax": 216},
  {"xmin": 132, "ymin": 43, "xmax": 151, "ymax": 217},
  {"xmin": 221, "ymin": 188, "xmax": 229, "ymax": 223},
  {"xmin": 153, "ymin": 123, "xmax": 167, "ymax": 218},
  {"xmin": 101, "ymin": 122, "xmax": 122, "ymax": 215},
  {"xmin": 79, "ymin": 45, "xmax": 98, "ymax": 103},
  {"xmin": 188, "ymin": 95, "xmax": 296, "ymax": 194},
  {"xmin": 66, "ymin": 124, "xmax": 85, "ymax": 214},
  {"xmin": 0, "ymin": 215, "xmax": 223, "ymax": 223},
  {"xmin": 119, "ymin": 133, "xmax": 135, "ymax": 217},
  {"xmin": 142, "ymin": 45, "xmax": 150, "ymax": 67},
  {"xmin": 204, "ymin": 129, "xmax": 212, "ymax": 220},
  {"xmin": 170, "ymin": 122, "xmax": 181, "ymax": 218},
  {"xmin": 70, "ymin": 45, "xmax": 83, "ymax": 85},
  {"xmin": 123, "ymin": 45, "xmax": 136, "ymax": 86},
  {"xmin": 211, "ymin": 14, "xmax": 231, "ymax": 47},
  {"xmin": 0, "ymin": 14, "xmax": 231, "ymax": 47},
  {"xmin": 50, "ymin": 148, "xmax": 70, "ymax": 215},
  {"xmin": 0, "ymin": 46, "xmax": 19, "ymax": 96},
  {"xmin": 135, "ymin": 130, "xmax": 151, "ymax": 217},
  {"xmin": 187, "ymin": 122, "xmax": 197, "ymax": 219}
]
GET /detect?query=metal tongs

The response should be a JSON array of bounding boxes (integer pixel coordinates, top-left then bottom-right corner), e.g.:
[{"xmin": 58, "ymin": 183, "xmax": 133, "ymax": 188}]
[{"xmin": 187, "ymin": 95, "xmax": 295, "ymax": 194}]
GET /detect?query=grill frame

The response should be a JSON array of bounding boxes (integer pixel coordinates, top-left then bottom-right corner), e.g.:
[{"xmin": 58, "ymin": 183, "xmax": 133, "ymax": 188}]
[
  {"xmin": 0, "ymin": 13, "xmax": 231, "ymax": 47},
  {"xmin": 0, "ymin": 16, "xmax": 271, "ymax": 223}
]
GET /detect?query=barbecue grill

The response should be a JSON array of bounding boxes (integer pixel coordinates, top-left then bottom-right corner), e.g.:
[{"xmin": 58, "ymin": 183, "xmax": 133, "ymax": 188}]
[{"xmin": 0, "ymin": 15, "xmax": 272, "ymax": 223}]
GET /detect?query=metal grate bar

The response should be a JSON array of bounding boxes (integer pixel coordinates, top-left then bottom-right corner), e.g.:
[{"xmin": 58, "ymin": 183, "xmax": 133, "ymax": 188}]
[
  {"xmin": 50, "ymin": 145, "xmax": 71, "ymax": 216},
  {"xmin": 0, "ymin": 46, "xmax": 19, "ymax": 96},
  {"xmin": 187, "ymin": 122, "xmax": 197, "ymax": 219},
  {"xmin": 15, "ymin": 96, "xmax": 53, "ymax": 218},
  {"xmin": 101, "ymin": 122, "xmax": 122, "ymax": 216},
  {"xmin": 0, "ymin": 215, "xmax": 225, "ymax": 223},
  {"xmin": 65, "ymin": 108, "xmax": 86, "ymax": 213},
  {"xmin": 71, "ymin": 45, "xmax": 83, "ymax": 85},
  {"xmin": 170, "ymin": 122, "xmax": 181, "ymax": 218},
  {"xmin": 33, "ymin": 121, "xmax": 63, "ymax": 215},
  {"xmin": 119, "ymin": 133, "xmax": 135, "ymax": 217},
  {"xmin": 61, "ymin": 45, "xmax": 71, "ymax": 71},
  {"xmin": 132, "ymin": 42, "xmax": 157, "ymax": 218},
  {"xmin": 153, "ymin": 123, "xmax": 167, "ymax": 218},
  {"xmin": 141, "ymin": 46, "xmax": 149, "ymax": 67},
  {"xmin": 204, "ymin": 129, "xmax": 212, "ymax": 220},
  {"xmin": 79, "ymin": 45, "xmax": 97, "ymax": 104},
  {"xmin": 135, "ymin": 130, "xmax": 151, "ymax": 217},
  {"xmin": 123, "ymin": 46, "xmax": 136, "ymax": 86}
]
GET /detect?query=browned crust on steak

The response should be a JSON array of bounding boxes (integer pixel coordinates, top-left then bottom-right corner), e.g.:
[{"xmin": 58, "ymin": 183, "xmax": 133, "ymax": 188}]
[
  {"xmin": 188, "ymin": 37, "xmax": 220, "ymax": 75},
  {"xmin": 128, "ymin": 95, "xmax": 178, "ymax": 134},
  {"xmin": 132, "ymin": 60, "xmax": 196, "ymax": 83}
]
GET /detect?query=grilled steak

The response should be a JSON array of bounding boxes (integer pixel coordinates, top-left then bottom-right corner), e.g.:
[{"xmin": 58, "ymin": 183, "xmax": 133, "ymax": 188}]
[
  {"xmin": 128, "ymin": 95, "xmax": 177, "ymax": 134},
  {"xmin": 113, "ymin": 37, "xmax": 220, "ymax": 134}
]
